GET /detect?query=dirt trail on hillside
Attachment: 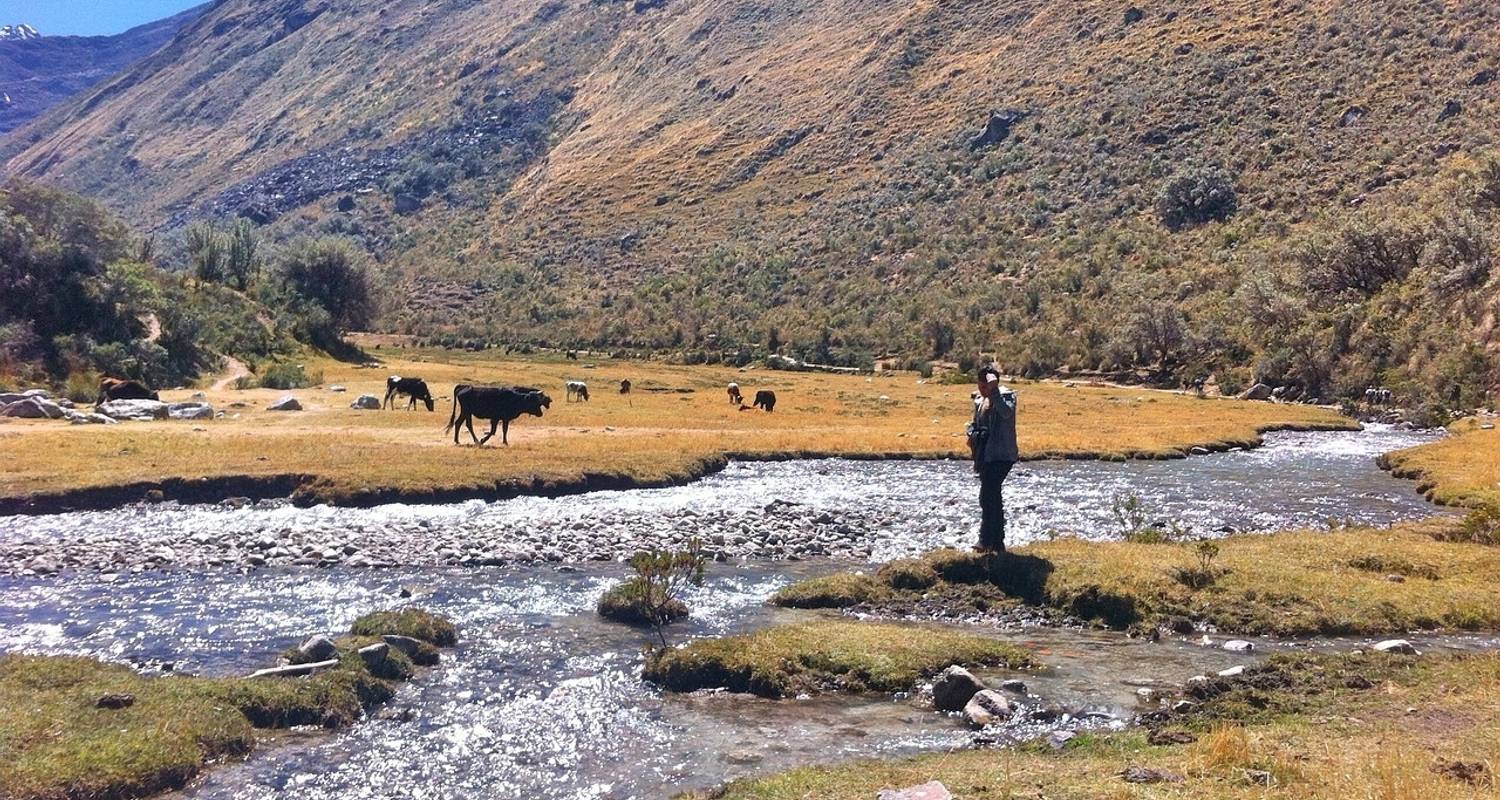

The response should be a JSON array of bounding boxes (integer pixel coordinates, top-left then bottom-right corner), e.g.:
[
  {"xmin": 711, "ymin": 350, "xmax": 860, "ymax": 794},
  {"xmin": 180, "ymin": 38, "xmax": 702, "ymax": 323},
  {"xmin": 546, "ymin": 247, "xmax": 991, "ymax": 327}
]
[{"xmin": 211, "ymin": 356, "xmax": 251, "ymax": 391}]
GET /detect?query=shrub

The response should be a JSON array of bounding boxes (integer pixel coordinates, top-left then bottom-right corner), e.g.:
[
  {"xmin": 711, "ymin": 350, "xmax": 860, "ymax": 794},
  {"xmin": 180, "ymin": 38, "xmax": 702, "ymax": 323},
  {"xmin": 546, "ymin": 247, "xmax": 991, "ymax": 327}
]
[
  {"xmin": 1155, "ymin": 164, "xmax": 1238, "ymax": 230},
  {"xmin": 62, "ymin": 371, "xmax": 99, "ymax": 403},
  {"xmin": 256, "ymin": 363, "xmax": 320, "ymax": 389},
  {"xmin": 608, "ymin": 541, "xmax": 706, "ymax": 645},
  {"xmin": 1297, "ymin": 214, "xmax": 1424, "ymax": 298},
  {"xmin": 598, "ymin": 577, "xmax": 689, "ymax": 626},
  {"xmin": 1173, "ymin": 540, "xmax": 1227, "ymax": 589},
  {"xmin": 1436, "ymin": 508, "xmax": 1500, "ymax": 546}
]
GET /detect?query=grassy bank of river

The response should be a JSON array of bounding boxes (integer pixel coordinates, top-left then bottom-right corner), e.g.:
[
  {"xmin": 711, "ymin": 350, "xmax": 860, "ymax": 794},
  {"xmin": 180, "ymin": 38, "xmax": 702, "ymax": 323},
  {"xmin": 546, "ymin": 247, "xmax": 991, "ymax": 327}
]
[
  {"xmin": 0, "ymin": 609, "xmax": 454, "ymax": 800},
  {"xmin": 689, "ymin": 650, "xmax": 1500, "ymax": 799},
  {"xmin": 0, "ymin": 351, "xmax": 1353, "ymax": 511},
  {"xmin": 774, "ymin": 519, "xmax": 1500, "ymax": 636},
  {"xmin": 1381, "ymin": 417, "xmax": 1500, "ymax": 511}
]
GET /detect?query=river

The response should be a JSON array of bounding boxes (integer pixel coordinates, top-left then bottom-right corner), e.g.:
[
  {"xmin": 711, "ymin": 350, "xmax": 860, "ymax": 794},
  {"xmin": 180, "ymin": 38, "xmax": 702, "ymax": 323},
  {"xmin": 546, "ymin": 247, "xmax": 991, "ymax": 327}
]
[{"xmin": 0, "ymin": 425, "xmax": 1469, "ymax": 799}]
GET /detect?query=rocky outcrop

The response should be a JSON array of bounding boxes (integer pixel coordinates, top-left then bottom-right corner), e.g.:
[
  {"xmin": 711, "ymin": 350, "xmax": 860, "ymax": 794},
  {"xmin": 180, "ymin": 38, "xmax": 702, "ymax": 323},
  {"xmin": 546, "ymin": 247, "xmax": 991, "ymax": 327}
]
[
  {"xmin": 1, "ymin": 397, "xmax": 66, "ymax": 418},
  {"xmin": 298, "ymin": 634, "xmax": 338, "ymax": 661},
  {"xmin": 167, "ymin": 402, "xmax": 215, "ymax": 420},
  {"xmin": 969, "ymin": 109, "xmax": 1027, "ymax": 149},
  {"xmin": 98, "ymin": 399, "xmax": 169, "ymax": 420}
]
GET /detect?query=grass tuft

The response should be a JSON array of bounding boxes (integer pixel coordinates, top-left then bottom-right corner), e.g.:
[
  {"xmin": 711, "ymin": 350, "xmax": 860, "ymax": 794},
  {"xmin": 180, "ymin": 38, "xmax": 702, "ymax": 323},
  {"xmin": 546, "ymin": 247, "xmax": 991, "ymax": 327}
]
[
  {"xmin": 642, "ymin": 620, "xmax": 1032, "ymax": 698},
  {"xmin": 349, "ymin": 608, "xmax": 458, "ymax": 646}
]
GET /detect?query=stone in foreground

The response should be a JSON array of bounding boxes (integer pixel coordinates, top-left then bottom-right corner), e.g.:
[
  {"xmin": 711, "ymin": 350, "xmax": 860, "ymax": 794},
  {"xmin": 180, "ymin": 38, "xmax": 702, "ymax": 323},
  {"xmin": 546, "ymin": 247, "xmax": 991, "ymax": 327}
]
[
  {"xmin": 1373, "ymin": 639, "xmax": 1420, "ymax": 655},
  {"xmin": 962, "ymin": 689, "xmax": 1013, "ymax": 727},
  {"xmin": 99, "ymin": 399, "xmax": 169, "ymax": 420},
  {"xmin": 298, "ymin": 634, "xmax": 337, "ymax": 661},
  {"xmin": 931, "ymin": 665, "xmax": 986, "ymax": 712},
  {"xmin": 351, "ymin": 394, "xmax": 381, "ymax": 410},
  {"xmin": 877, "ymin": 781, "xmax": 953, "ymax": 800}
]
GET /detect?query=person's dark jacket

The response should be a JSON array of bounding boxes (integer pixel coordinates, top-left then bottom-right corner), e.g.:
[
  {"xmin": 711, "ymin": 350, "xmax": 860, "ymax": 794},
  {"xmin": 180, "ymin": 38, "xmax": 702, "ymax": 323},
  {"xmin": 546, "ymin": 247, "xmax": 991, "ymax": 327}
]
[{"xmin": 972, "ymin": 387, "xmax": 1019, "ymax": 463}]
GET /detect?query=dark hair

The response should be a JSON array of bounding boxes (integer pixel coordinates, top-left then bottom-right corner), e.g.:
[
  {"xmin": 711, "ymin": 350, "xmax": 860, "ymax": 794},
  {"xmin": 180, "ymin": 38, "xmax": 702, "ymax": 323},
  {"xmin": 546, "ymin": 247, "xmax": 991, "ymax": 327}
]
[{"xmin": 977, "ymin": 364, "xmax": 1001, "ymax": 382}]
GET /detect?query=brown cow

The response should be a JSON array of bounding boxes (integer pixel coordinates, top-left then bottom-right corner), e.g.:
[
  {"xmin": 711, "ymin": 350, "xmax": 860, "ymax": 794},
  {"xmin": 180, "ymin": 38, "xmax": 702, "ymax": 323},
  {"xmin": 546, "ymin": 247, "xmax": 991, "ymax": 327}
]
[{"xmin": 97, "ymin": 378, "xmax": 159, "ymax": 404}]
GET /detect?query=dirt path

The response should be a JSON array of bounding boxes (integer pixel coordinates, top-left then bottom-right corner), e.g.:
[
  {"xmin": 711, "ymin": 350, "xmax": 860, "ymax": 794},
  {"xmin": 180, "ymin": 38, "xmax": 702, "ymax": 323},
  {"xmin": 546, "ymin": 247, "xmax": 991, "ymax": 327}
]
[{"xmin": 211, "ymin": 356, "xmax": 251, "ymax": 391}]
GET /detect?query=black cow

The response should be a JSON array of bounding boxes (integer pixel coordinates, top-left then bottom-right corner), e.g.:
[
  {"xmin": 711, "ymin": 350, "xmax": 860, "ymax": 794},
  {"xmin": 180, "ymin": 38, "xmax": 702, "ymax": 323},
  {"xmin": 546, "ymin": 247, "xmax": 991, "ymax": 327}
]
[
  {"xmin": 97, "ymin": 378, "xmax": 159, "ymax": 404},
  {"xmin": 385, "ymin": 376, "xmax": 435, "ymax": 411},
  {"xmin": 752, "ymin": 390, "xmax": 777, "ymax": 412},
  {"xmin": 619, "ymin": 379, "xmax": 632, "ymax": 395},
  {"xmin": 445, "ymin": 384, "xmax": 552, "ymax": 445}
]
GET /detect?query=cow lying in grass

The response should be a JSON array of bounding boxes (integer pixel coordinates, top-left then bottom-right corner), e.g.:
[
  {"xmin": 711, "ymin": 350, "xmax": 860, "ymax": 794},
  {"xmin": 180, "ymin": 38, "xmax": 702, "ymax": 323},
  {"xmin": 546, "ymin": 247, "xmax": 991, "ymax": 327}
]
[{"xmin": 445, "ymin": 385, "xmax": 552, "ymax": 446}]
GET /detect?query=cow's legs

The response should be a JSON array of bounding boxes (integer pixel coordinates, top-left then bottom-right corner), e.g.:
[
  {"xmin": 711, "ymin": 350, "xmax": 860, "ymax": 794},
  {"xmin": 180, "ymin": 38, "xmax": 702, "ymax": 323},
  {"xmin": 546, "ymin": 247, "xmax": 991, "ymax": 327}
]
[
  {"xmin": 384, "ymin": 387, "xmax": 396, "ymax": 409},
  {"xmin": 501, "ymin": 419, "xmax": 510, "ymax": 445},
  {"xmin": 465, "ymin": 413, "xmax": 481, "ymax": 444},
  {"xmin": 479, "ymin": 418, "xmax": 499, "ymax": 445}
]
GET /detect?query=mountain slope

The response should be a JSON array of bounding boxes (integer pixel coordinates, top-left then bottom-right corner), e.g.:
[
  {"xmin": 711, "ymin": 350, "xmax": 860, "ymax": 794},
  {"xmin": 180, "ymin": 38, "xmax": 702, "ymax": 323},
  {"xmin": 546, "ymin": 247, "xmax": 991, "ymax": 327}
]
[
  {"xmin": 0, "ymin": 6, "xmax": 209, "ymax": 136},
  {"xmin": 4, "ymin": 0, "xmax": 1500, "ymax": 402}
]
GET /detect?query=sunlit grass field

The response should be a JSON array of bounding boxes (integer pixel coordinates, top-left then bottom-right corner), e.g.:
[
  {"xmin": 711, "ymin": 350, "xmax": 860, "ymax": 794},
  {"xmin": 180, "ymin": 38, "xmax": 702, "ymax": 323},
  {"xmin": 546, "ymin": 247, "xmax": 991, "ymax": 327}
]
[
  {"xmin": 0, "ymin": 349, "xmax": 1353, "ymax": 506},
  {"xmin": 1381, "ymin": 418, "xmax": 1500, "ymax": 510}
]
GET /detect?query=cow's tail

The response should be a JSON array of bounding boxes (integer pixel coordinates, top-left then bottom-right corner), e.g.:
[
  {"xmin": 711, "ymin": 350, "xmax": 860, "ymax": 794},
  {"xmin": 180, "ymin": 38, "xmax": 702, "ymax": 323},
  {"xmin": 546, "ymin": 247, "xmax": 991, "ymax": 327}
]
[{"xmin": 444, "ymin": 386, "xmax": 461, "ymax": 433}]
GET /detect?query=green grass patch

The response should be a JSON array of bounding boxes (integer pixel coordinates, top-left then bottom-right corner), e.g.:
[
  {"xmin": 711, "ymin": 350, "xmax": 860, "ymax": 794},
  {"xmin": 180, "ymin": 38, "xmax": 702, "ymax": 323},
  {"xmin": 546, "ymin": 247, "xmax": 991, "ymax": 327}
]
[
  {"xmin": 349, "ymin": 608, "xmax": 458, "ymax": 646},
  {"xmin": 0, "ymin": 608, "xmax": 455, "ymax": 800},
  {"xmin": 771, "ymin": 573, "xmax": 890, "ymax": 608},
  {"xmin": 641, "ymin": 620, "xmax": 1032, "ymax": 698}
]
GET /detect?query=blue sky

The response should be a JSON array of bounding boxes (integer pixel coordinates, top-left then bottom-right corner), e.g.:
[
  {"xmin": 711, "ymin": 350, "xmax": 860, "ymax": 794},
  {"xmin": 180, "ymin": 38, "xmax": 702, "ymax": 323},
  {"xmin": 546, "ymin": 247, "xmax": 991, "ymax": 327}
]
[{"xmin": 7, "ymin": 1, "xmax": 203, "ymax": 37}]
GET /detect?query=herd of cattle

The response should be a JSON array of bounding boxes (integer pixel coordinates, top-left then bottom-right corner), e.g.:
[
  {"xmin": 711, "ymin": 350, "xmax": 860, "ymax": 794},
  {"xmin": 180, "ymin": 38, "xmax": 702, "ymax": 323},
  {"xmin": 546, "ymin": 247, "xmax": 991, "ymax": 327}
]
[
  {"xmin": 383, "ymin": 375, "xmax": 777, "ymax": 445},
  {"xmin": 87, "ymin": 373, "xmax": 777, "ymax": 446}
]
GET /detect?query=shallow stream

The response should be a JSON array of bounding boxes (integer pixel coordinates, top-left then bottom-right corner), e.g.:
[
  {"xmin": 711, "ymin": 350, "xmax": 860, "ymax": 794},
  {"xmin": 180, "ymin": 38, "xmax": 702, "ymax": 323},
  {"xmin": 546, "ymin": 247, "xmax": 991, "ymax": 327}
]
[{"xmin": 0, "ymin": 425, "xmax": 1473, "ymax": 799}]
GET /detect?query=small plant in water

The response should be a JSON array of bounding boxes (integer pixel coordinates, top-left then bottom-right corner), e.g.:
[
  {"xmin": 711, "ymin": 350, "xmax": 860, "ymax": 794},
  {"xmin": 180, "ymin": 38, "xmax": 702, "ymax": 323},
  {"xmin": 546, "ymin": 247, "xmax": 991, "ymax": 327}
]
[
  {"xmin": 1111, "ymin": 492, "xmax": 1149, "ymax": 536},
  {"xmin": 620, "ymin": 539, "xmax": 706, "ymax": 647},
  {"xmin": 1113, "ymin": 493, "xmax": 1190, "ymax": 543}
]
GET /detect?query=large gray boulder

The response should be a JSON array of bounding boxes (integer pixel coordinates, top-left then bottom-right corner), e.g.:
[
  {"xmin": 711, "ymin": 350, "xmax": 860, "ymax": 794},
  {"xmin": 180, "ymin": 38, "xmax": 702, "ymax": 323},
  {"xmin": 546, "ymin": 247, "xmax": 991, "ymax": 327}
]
[
  {"xmin": 168, "ymin": 402, "xmax": 215, "ymax": 421},
  {"xmin": 1239, "ymin": 383, "xmax": 1273, "ymax": 401},
  {"xmin": 268, "ymin": 395, "xmax": 303, "ymax": 412},
  {"xmin": 931, "ymin": 665, "xmax": 987, "ymax": 712},
  {"xmin": 98, "ymin": 399, "xmax": 170, "ymax": 420},
  {"xmin": 298, "ymin": 634, "xmax": 338, "ymax": 662},
  {"xmin": 350, "ymin": 394, "xmax": 382, "ymax": 410},
  {"xmin": 1, "ymin": 397, "xmax": 66, "ymax": 419}
]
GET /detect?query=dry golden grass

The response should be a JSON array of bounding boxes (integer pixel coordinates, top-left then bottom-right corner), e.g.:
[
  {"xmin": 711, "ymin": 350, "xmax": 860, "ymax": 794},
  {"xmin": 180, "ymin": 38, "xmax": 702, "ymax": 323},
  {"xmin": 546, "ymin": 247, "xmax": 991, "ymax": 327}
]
[
  {"xmin": 1380, "ymin": 419, "xmax": 1500, "ymax": 510},
  {"xmin": 775, "ymin": 520, "xmax": 1500, "ymax": 636},
  {"xmin": 0, "ymin": 350, "xmax": 1350, "ymax": 506},
  {"xmin": 691, "ymin": 653, "xmax": 1500, "ymax": 800}
]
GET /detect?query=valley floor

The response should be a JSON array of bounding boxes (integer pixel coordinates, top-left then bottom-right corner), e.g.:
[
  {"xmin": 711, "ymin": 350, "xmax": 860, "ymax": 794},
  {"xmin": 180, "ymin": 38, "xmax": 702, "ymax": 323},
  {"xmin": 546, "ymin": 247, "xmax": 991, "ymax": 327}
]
[{"xmin": 0, "ymin": 350, "xmax": 1353, "ymax": 511}]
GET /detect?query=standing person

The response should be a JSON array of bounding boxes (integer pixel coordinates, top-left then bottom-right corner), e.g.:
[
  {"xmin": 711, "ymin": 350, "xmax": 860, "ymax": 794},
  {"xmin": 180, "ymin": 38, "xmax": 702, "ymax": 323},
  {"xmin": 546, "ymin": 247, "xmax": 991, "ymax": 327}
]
[{"xmin": 967, "ymin": 365, "xmax": 1018, "ymax": 552}]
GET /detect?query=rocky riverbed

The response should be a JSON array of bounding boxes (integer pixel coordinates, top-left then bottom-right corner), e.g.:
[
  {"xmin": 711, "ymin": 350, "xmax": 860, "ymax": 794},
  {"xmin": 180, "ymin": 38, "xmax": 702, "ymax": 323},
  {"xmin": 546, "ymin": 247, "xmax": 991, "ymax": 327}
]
[{"xmin": 0, "ymin": 427, "xmax": 1443, "ymax": 577}]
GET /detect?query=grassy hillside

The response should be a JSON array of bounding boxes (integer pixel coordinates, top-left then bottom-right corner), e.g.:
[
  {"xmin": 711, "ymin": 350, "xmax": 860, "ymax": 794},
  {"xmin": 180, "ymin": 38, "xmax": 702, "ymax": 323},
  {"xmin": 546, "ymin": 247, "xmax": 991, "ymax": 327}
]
[{"xmin": 3, "ymin": 0, "xmax": 1499, "ymax": 403}]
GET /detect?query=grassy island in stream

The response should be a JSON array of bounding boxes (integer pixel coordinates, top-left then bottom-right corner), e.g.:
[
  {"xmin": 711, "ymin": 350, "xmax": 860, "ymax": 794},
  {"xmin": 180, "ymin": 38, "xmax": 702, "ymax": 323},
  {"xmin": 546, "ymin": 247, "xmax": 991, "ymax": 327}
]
[
  {"xmin": 1380, "ymin": 418, "xmax": 1500, "ymax": 512},
  {"xmin": 774, "ymin": 519, "xmax": 1500, "ymax": 636},
  {"xmin": 0, "ymin": 608, "xmax": 454, "ymax": 800},
  {"xmin": 642, "ymin": 620, "xmax": 1032, "ymax": 698},
  {"xmin": 0, "ymin": 349, "xmax": 1353, "ymax": 511},
  {"xmin": 688, "ymin": 650, "xmax": 1500, "ymax": 799}
]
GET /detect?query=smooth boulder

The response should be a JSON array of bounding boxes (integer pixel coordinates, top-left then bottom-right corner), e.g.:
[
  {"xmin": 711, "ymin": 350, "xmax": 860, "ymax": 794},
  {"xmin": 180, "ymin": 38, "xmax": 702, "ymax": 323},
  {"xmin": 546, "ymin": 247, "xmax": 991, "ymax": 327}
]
[
  {"xmin": 298, "ymin": 634, "xmax": 338, "ymax": 661},
  {"xmin": 351, "ymin": 394, "xmax": 382, "ymax": 410},
  {"xmin": 1, "ymin": 397, "xmax": 66, "ymax": 419},
  {"xmin": 98, "ymin": 399, "xmax": 169, "ymax": 420},
  {"xmin": 268, "ymin": 395, "xmax": 303, "ymax": 412},
  {"xmin": 878, "ymin": 782, "xmax": 952, "ymax": 800},
  {"xmin": 1373, "ymin": 639, "xmax": 1420, "ymax": 655},
  {"xmin": 67, "ymin": 411, "xmax": 118, "ymax": 425},
  {"xmin": 1239, "ymin": 383, "xmax": 1273, "ymax": 401},
  {"xmin": 168, "ymin": 402, "xmax": 215, "ymax": 420},
  {"xmin": 931, "ymin": 665, "xmax": 987, "ymax": 712},
  {"xmin": 962, "ymin": 689, "xmax": 1014, "ymax": 727}
]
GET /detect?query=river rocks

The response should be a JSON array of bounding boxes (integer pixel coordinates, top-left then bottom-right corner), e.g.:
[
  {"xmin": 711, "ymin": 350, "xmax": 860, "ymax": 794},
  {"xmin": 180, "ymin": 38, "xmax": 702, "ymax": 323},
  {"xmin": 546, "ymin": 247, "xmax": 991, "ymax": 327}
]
[
  {"xmin": 1222, "ymin": 639, "xmax": 1255, "ymax": 652},
  {"xmin": 962, "ymin": 689, "xmax": 1013, "ymax": 727},
  {"xmin": 1373, "ymin": 639, "xmax": 1420, "ymax": 655},
  {"xmin": 99, "ymin": 399, "xmax": 169, "ymax": 420},
  {"xmin": 878, "ymin": 782, "xmax": 952, "ymax": 800},
  {"xmin": 351, "ymin": 394, "xmax": 382, "ymax": 410},
  {"xmin": 299, "ymin": 634, "xmax": 338, "ymax": 661},
  {"xmin": 68, "ymin": 411, "xmax": 117, "ymax": 425},
  {"xmin": 358, "ymin": 642, "xmax": 390, "ymax": 669},
  {"xmin": 95, "ymin": 693, "xmax": 136, "ymax": 709},
  {"xmin": 1147, "ymin": 728, "xmax": 1197, "ymax": 745},
  {"xmin": 1239, "ymin": 383, "xmax": 1273, "ymax": 401},
  {"xmin": 931, "ymin": 666, "xmax": 987, "ymax": 711},
  {"xmin": 999, "ymin": 679, "xmax": 1027, "ymax": 694},
  {"xmin": 269, "ymin": 395, "xmax": 303, "ymax": 411},
  {"xmin": 168, "ymin": 402, "xmax": 215, "ymax": 420},
  {"xmin": 1217, "ymin": 665, "xmax": 1246, "ymax": 677}
]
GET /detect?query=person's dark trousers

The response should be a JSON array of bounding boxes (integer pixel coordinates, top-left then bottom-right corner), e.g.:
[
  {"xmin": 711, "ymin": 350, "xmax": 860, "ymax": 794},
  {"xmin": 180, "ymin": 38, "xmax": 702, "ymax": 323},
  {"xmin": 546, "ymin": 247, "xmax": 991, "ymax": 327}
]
[{"xmin": 978, "ymin": 460, "xmax": 1014, "ymax": 551}]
